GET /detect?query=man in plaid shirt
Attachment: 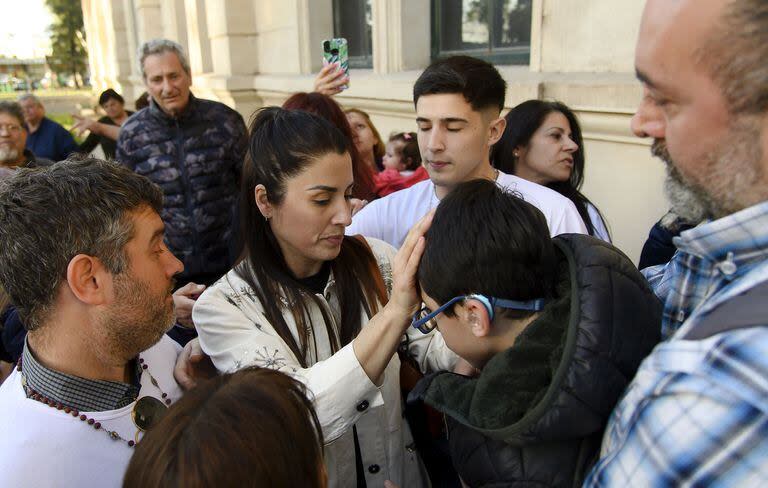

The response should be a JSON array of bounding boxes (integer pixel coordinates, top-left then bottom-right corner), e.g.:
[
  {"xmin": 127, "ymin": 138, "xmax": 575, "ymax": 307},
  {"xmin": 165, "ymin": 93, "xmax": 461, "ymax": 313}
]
[{"xmin": 585, "ymin": 0, "xmax": 768, "ymax": 485}]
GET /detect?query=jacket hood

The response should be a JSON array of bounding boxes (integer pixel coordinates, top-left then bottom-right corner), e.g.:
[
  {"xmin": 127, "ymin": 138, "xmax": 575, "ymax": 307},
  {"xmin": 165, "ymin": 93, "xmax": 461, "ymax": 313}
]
[{"xmin": 409, "ymin": 234, "xmax": 662, "ymax": 443}]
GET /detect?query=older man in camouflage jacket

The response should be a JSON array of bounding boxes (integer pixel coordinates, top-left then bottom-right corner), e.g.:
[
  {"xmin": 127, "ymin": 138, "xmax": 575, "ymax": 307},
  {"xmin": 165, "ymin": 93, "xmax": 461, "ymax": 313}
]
[{"xmin": 117, "ymin": 39, "xmax": 247, "ymax": 286}]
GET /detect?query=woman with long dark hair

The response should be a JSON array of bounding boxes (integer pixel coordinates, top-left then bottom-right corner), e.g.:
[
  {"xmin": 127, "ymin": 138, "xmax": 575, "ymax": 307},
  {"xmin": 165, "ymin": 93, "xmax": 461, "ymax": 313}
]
[
  {"xmin": 492, "ymin": 100, "xmax": 611, "ymax": 241},
  {"xmin": 193, "ymin": 107, "xmax": 454, "ymax": 488}
]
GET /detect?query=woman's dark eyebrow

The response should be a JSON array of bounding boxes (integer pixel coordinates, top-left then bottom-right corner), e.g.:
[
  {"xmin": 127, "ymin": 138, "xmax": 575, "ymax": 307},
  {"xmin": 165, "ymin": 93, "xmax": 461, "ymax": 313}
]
[{"xmin": 306, "ymin": 185, "xmax": 338, "ymax": 192}]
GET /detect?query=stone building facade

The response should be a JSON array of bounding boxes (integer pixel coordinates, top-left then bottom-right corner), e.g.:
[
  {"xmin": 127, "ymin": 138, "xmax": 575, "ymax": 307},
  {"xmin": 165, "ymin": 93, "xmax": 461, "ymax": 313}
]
[{"xmin": 81, "ymin": 0, "xmax": 665, "ymax": 262}]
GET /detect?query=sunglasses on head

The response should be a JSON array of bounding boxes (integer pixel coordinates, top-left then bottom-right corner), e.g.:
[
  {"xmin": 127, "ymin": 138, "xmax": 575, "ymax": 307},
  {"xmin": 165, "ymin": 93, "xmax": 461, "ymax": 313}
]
[{"xmin": 411, "ymin": 294, "xmax": 547, "ymax": 334}]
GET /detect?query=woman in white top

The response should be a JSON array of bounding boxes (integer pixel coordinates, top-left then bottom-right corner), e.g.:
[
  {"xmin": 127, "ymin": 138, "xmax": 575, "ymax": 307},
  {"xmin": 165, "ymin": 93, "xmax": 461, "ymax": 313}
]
[
  {"xmin": 492, "ymin": 100, "xmax": 612, "ymax": 242},
  {"xmin": 193, "ymin": 107, "xmax": 455, "ymax": 488}
]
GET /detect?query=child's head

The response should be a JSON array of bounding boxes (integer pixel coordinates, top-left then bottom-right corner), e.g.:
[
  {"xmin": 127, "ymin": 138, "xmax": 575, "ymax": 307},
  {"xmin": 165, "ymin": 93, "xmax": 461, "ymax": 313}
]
[
  {"xmin": 382, "ymin": 132, "xmax": 421, "ymax": 172},
  {"xmin": 417, "ymin": 179, "xmax": 558, "ymax": 368}
]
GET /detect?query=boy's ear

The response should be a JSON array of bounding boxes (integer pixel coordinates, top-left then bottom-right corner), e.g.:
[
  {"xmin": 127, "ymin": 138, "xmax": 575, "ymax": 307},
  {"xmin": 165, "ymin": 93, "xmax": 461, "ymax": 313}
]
[{"xmin": 462, "ymin": 299, "xmax": 491, "ymax": 338}]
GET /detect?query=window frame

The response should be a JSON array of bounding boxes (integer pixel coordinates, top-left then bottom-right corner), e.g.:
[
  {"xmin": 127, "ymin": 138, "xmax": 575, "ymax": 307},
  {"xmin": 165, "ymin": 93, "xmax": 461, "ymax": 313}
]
[
  {"xmin": 430, "ymin": 0, "xmax": 532, "ymax": 65},
  {"xmin": 332, "ymin": 0, "xmax": 374, "ymax": 69}
]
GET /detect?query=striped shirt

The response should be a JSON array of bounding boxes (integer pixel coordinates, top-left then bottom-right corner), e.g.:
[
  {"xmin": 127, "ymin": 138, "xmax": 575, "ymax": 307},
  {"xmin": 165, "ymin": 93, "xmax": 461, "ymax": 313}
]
[{"xmin": 585, "ymin": 200, "xmax": 768, "ymax": 487}]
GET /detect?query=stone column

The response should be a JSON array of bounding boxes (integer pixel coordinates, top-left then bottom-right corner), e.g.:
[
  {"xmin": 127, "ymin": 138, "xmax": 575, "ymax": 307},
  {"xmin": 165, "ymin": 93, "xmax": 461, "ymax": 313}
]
[
  {"xmin": 187, "ymin": 0, "xmax": 261, "ymax": 118},
  {"xmin": 161, "ymin": 0, "xmax": 189, "ymax": 53},
  {"xmin": 133, "ymin": 0, "xmax": 163, "ymax": 44},
  {"xmin": 371, "ymin": 0, "xmax": 430, "ymax": 74},
  {"xmin": 81, "ymin": 0, "xmax": 103, "ymax": 90},
  {"xmin": 297, "ymin": 0, "xmax": 333, "ymax": 74},
  {"xmin": 80, "ymin": 0, "xmax": 142, "ymax": 101},
  {"xmin": 184, "ymin": 0, "xmax": 213, "ymax": 75}
]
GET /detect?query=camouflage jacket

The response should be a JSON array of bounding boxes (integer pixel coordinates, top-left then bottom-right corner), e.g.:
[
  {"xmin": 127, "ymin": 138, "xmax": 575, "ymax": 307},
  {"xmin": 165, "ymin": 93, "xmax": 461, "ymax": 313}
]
[{"xmin": 116, "ymin": 94, "xmax": 247, "ymax": 280}]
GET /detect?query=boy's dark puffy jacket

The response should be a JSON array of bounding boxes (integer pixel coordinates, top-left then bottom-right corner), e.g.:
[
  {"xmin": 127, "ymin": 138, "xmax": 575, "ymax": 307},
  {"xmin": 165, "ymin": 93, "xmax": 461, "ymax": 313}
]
[
  {"xmin": 116, "ymin": 95, "xmax": 247, "ymax": 280},
  {"xmin": 409, "ymin": 234, "xmax": 663, "ymax": 487}
]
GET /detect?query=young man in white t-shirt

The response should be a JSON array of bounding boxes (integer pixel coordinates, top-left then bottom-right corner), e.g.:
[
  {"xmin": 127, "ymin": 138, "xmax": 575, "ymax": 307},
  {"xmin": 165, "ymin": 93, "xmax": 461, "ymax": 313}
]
[
  {"xmin": 0, "ymin": 157, "xmax": 185, "ymax": 487},
  {"xmin": 347, "ymin": 56, "xmax": 587, "ymax": 248}
]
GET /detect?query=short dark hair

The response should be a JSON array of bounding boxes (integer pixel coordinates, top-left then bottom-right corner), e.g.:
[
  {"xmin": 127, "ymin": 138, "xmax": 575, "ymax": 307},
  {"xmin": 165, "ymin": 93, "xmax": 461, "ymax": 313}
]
[
  {"xmin": 413, "ymin": 55, "xmax": 507, "ymax": 112},
  {"xmin": 0, "ymin": 155, "xmax": 163, "ymax": 330},
  {"xmin": 123, "ymin": 367, "xmax": 325, "ymax": 488},
  {"xmin": 98, "ymin": 88, "xmax": 125, "ymax": 106},
  {"xmin": 419, "ymin": 179, "xmax": 557, "ymax": 317},
  {"xmin": 0, "ymin": 101, "xmax": 25, "ymax": 127}
]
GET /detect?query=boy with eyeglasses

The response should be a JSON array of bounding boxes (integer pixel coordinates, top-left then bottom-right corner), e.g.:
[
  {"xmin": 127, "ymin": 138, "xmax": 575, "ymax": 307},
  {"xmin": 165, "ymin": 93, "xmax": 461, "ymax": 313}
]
[{"xmin": 408, "ymin": 179, "xmax": 661, "ymax": 487}]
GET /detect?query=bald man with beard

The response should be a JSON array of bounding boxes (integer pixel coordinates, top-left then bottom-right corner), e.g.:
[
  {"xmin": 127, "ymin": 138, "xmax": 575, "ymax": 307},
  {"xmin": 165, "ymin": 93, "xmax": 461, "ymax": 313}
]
[{"xmin": 586, "ymin": 1, "xmax": 768, "ymax": 485}]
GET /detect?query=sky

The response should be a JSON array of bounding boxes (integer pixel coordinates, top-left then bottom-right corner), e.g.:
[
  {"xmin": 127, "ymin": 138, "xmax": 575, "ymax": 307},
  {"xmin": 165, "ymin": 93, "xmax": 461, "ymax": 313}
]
[{"xmin": 0, "ymin": 0, "xmax": 54, "ymax": 59}]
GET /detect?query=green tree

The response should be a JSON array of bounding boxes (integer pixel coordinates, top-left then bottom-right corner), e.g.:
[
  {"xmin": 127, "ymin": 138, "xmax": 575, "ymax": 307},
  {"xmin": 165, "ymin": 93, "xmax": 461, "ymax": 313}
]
[{"xmin": 45, "ymin": 0, "xmax": 88, "ymax": 88}]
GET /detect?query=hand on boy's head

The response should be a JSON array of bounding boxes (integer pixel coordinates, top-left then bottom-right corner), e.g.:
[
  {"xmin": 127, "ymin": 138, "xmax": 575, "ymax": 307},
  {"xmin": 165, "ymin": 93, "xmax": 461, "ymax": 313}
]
[{"xmin": 389, "ymin": 210, "xmax": 435, "ymax": 317}]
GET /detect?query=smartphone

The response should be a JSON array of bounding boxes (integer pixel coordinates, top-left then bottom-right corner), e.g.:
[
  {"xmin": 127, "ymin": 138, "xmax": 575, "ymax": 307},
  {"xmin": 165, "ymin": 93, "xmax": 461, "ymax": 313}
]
[{"xmin": 322, "ymin": 38, "xmax": 349, "ymax": 90}]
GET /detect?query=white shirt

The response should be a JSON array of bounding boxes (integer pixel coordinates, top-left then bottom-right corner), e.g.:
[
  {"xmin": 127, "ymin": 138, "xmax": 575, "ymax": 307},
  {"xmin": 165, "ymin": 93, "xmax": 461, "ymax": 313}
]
[
  {"xmin": 193, "ymin": 237, "xmax": 457, "ymax": 488},
  {"xmin": 587, "ymin": 203, "xmax": 612, "ymax": 243},
  {"xmin": 0, "ymin": 336, "xmax": 182, "ymax": 488},
  {"xmin": 347, "ymin": 170, "xmax": 587, "ymax": 247}
]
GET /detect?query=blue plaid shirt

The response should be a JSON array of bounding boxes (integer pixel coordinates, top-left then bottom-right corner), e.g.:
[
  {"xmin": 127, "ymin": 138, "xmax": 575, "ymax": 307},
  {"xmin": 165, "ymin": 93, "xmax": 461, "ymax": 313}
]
[{"xmin": 585, "ymin": 201, "xmax": 768, "ymax": 487}]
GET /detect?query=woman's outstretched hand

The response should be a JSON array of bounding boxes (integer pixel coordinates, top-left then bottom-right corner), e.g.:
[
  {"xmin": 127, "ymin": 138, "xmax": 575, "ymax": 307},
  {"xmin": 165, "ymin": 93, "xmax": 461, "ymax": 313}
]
[{"xmin": 389, "ymin": 210, "xmax": 434, "ymax": 319}]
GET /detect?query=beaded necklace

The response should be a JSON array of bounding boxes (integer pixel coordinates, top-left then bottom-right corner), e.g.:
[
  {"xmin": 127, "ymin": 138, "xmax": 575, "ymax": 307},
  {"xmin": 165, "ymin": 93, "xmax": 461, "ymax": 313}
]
[{"xmin": 17, "ymin": 355, "xmax": 174, "ymax": 448}]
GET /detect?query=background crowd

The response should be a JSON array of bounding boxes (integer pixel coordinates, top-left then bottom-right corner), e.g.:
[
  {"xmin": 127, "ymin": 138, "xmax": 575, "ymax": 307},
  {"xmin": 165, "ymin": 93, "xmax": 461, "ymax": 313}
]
[{"xmin": 1, "ymin": 0, "xmax": 767, "ymax": 487}]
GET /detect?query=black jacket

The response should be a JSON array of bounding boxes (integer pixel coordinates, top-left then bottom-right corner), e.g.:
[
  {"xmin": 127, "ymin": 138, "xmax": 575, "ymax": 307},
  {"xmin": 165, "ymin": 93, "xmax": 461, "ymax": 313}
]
[
  {"xmin": 116, "ymin": 95, "xmax": 247, "ymax": 280},
  {"xmin": 409, "ymin": 234, "xmax": 662, "ymax": 487}
]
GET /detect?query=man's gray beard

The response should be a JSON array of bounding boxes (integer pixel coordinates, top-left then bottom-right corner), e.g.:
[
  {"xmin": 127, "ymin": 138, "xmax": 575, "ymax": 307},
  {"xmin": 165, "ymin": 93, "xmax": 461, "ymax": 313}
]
[
  {"xmin": 652, "ymin": 140, "xmax": 712, "ymax": 226},
  {"xmin": 652, "ymin": 116, "xmax": 766, "ymax": 225},
  {"xmin": 0, "ymin": 146, "xmax": 20, "ymax": 165}
]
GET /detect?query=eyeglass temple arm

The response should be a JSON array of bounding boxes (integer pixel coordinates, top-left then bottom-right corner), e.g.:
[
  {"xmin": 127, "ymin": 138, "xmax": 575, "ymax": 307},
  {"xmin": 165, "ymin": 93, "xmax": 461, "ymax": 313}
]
[{"xmin": 489, "ymin": 297, "xmax": 547, "ymax": 312}]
